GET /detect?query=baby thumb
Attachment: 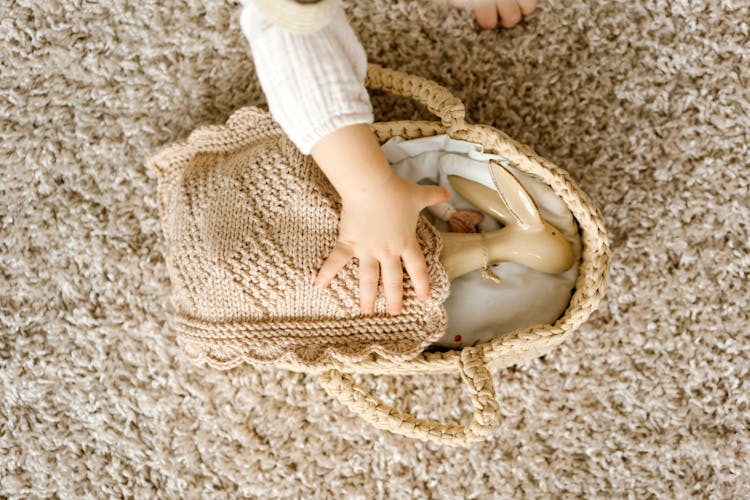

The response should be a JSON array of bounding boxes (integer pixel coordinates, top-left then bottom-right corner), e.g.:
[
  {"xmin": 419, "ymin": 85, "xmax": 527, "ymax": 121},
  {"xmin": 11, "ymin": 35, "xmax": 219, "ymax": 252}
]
[{"xmin": 421, "ymin": 185, "xmax": 451, "ymax": 207}]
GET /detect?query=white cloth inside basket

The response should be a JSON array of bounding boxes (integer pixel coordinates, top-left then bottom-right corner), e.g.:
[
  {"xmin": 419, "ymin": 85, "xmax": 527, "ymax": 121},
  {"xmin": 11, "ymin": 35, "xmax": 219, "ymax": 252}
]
[{"xmin": 382, "ymin": 135, "xmax": 581, "ymax": 348}]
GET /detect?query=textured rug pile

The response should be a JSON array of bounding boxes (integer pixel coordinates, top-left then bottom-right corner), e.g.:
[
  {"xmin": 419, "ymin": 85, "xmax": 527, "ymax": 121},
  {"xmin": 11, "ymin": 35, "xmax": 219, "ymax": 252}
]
[{"xmin": 2, "ymin": 0, "xmax": 748, "ymax": 496}]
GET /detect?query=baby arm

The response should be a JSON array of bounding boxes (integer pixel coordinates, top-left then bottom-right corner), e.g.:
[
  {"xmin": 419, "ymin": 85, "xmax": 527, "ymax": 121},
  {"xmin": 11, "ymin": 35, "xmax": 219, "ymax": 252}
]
[
  {"xmin": 241, "ymin": 2, "xmax": 447, "ymax": 315},
  {"xmin": 311, "ymin": 124, "xmax": 448, "ymax": 315}
]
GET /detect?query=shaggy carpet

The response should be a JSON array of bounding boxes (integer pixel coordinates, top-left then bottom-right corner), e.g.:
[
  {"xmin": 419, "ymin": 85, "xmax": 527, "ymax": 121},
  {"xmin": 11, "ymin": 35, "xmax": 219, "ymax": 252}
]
[{"xmin": 2, "ymin": 0, "xmax": 748, "ymax": 497}]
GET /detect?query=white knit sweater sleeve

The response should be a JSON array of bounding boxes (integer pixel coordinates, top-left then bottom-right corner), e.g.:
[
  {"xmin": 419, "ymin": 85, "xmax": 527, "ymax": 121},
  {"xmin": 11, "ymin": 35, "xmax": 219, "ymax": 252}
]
[{"xmin": 240, "ymin": 2, "xmax": 374, "ymax": 155}]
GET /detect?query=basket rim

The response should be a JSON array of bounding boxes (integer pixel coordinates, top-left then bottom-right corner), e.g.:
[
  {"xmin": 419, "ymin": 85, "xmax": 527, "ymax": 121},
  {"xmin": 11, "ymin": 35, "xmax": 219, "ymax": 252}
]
[{"xmin": 276, "ymin": 118, "xmax": 611, "ymax": 374}]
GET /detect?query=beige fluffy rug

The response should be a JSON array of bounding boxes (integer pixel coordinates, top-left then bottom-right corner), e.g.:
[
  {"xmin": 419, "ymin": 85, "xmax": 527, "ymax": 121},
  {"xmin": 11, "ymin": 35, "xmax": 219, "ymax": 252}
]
[{"xmin": 2, "ymin": 0, "xmax": 749, "ymax": 497}]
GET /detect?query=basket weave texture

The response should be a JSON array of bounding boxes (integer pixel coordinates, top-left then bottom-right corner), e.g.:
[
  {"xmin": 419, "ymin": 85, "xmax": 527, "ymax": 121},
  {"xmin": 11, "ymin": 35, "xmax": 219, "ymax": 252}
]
[{"xmin": 149, "ymin": 64, "xmax": 610, "ymax": 447}]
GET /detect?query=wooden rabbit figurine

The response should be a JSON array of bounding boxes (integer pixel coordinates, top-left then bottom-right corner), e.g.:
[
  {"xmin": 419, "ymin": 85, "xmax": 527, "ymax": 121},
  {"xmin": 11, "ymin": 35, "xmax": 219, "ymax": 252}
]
[{"xmin": 439, "ymin": 160, "xmax": 574, "ymax": 280}]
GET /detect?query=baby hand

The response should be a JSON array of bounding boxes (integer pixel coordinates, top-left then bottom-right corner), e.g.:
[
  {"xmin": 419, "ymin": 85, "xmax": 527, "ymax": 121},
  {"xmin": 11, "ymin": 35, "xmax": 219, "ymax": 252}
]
[
  {"xmin": 449, "ymin": 0, "xmax": 538, "ymax": 30},
  {"xmin": 315, "ymin": 172, "xmax": 449, "ymax": 315}
]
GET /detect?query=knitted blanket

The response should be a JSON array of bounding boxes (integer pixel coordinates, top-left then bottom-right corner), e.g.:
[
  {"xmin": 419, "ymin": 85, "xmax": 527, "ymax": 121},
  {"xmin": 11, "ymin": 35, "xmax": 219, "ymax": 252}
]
[{"xmin": 148, "ymin": 106, "xmax": 450, "ymax": 368}]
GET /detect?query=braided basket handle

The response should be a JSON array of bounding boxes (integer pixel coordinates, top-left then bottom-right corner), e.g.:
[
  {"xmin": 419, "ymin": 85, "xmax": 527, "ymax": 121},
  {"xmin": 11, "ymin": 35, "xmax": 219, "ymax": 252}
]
[
  {"xmin": 318, "ymin": 348, "xmax": 499, "ymax": 447},
  {"xmin": 365, "ymin": 63, "xmax": 467, "ymax": 132}
]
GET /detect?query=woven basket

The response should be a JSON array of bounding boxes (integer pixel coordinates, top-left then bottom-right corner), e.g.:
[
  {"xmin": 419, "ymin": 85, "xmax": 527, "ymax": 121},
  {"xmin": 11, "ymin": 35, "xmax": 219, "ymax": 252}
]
[{"xmin": 153, "ymin": 64, "xmax": 610, "ymax": 447}]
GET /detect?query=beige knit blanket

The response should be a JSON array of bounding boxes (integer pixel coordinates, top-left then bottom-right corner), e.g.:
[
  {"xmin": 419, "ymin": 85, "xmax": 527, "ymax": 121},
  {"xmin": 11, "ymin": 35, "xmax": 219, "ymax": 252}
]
[{"xmin": 148, "ymin": 106, "xmax": 450, "ymax": 368}]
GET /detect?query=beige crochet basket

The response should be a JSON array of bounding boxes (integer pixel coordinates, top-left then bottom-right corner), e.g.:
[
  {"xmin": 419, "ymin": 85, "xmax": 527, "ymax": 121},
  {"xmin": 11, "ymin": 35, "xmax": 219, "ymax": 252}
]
[{"xmin": 151, "ymin": 64, "xmax": 610, "ymax": 447}]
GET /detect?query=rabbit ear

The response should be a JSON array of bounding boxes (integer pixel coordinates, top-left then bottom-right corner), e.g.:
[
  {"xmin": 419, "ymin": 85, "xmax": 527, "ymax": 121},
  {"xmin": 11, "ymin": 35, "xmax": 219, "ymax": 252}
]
[
  {"xmin": 448, "ymin": 175, "xmax": 514, "ymax": 225},
  {"xmin": 488, "ymin": 160, "xmax": 543, "ymax": 230}
]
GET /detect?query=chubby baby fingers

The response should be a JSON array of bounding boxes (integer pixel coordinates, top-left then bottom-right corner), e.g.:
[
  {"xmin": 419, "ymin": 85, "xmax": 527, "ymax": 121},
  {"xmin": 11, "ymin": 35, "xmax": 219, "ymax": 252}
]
[
  {"xmin": 358, "ymin": 257, "xmax": 379, "ymax": 315},
  {"xmin": 380, "ymin": 257, "xmax": 404, "ymax": 315},
  {"xmin": 315, "ymin": 242, "xmax": 353, "ymax": 289},
  {"xmin": 402, "ymin": 242, "xmax": 431, "ymax": 302}
]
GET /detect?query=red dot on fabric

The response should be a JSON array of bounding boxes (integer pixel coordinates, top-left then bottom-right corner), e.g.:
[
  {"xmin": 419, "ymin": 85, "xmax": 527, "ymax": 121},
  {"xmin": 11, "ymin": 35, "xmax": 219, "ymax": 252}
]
[{"xmin": 454, "ymin": 335, "xmax": 462, "ymax": 343}]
